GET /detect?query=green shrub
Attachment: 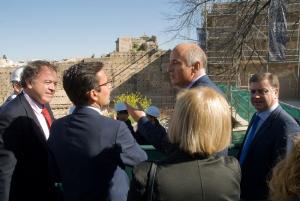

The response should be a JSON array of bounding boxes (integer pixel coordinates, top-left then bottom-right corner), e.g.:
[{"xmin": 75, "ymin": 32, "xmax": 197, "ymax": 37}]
[{"xmin": 113, "ymin": 92, "xmax": 151, "ymax": 110}]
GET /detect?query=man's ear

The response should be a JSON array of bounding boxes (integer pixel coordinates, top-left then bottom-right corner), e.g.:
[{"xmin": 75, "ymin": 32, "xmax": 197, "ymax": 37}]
[
  {"xmin": 273, "ymin": 88, "xmax": 279, "ymax": 98},
  {"xmin": 26, "ymin": 79, "xmax": 33, "ymax": 89},
  {"xmin": 87, "ymin": 89, "xmax": 98, "ymax": 102},
  {"xmin": 192, "ymin": 61, "xmax": 201, "ymax": 72}
]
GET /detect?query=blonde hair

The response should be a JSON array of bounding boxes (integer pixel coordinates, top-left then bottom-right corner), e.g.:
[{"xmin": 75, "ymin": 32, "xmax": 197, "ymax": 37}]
[
  {"xmin": 168, "ymin": 87, "xmax": 231, "ymax": 155},
  {"xmin": 269, "ymin": 135, "xmax": 300, "ymax": 201}
]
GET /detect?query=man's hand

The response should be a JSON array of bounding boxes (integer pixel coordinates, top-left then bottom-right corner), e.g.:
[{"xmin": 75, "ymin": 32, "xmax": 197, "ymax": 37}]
[{"xmin": 125, "ymin": 103, "xmax": 146, "ymax": 122}]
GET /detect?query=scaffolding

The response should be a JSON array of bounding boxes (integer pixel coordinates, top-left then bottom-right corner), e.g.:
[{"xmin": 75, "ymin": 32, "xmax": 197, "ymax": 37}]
[
  {"xmin": 197, "ymin": 0, "xmax": 300, "ymax": 127},
  {"xmin": 200, "ymin": 0, "xmax": 300, "ymax": 98}
]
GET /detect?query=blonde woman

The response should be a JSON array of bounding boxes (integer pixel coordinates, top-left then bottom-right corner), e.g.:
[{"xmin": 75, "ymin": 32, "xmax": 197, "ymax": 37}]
[
  {"xmin": 128, "ymin": 87, "xmax": 241, "ymax": 201},
  {"xmin": 269, "ymin": 136, "xmax": 300, "ymax": 201}
]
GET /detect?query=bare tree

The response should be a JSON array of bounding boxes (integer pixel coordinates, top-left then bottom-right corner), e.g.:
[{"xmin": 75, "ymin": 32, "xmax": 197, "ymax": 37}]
[{"xmin": 166, "ymin": 0, "xmax": 294, "ymax": 85}]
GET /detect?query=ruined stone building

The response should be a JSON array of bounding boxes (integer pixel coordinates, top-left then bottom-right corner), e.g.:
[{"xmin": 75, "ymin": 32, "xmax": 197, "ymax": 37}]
[{"xmin": 115, "ymin": 35, "xmax": 158, "ymax": 52}]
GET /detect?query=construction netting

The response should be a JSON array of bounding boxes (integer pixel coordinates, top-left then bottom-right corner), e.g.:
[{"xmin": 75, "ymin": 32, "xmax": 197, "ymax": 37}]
[{"xmin": 218, "ymin": 84, "xmax": 300, "ymax": 122}]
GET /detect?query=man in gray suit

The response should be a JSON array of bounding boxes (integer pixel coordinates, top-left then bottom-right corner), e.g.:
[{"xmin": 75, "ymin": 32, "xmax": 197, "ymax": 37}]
[
  {"xmin": 127, "ymin": 43, "xmax": 223, "ymax": 152},
  {"xmin": 48, "ymin": 62, "xmax": 147, "ymax": 201},
  {"xmin": 238, "ymin": 73, "xmax": 300, "ymax": 201}
]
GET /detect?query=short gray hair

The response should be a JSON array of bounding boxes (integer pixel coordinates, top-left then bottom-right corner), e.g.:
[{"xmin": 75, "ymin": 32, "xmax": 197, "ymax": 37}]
[{"xmin": 186, "ymin": 44, "xmax": 207, "ymax": 68}]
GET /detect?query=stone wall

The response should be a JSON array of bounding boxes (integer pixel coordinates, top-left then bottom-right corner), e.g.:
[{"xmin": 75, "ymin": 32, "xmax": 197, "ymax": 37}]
[
  {"xmin": 0, "ymin": 50, "xmax": 176, "ymax": 118},
  {"xmin": 0, "ymin": 68, "xmax": 15, "ymax": 102}
]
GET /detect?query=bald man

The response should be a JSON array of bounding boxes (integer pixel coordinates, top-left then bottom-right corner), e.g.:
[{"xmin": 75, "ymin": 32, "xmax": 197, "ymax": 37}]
[
  {"xmin": 167, "ymin": 43, "xmax": 222, "ymax": 92},
  {"xmin": 127, "ymin": 43, "xmax": 224, "ymax": 153}
]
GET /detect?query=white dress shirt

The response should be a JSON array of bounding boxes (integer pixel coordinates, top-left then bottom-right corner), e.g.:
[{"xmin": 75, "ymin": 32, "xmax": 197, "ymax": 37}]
[{"xmin": 23, "ymin": 92, "xmax": 50, "ymax": 139}]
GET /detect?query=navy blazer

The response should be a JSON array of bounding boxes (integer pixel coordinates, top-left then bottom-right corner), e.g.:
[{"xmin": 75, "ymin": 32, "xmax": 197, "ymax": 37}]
[
  {"xmin": 0, "ymin": 92, "xmax": 57, "ymax": 201},
  {"xmin": 191, "ymin": 75, "xmax": 223, "ymax": 94},
  {"xmin": 48, "ymin": 107, "xmax": 147, "ymax": 201},
  {"xmin": 137, "ymin": 75, "xmax": 224, "ymax": 154},
  {"xmin": 0, "ymin": 94, "xmax": 15, "ymax": 109},
  {"xmin": 238, "ymin": 105, "xmax": 300, "ymax": 200}
]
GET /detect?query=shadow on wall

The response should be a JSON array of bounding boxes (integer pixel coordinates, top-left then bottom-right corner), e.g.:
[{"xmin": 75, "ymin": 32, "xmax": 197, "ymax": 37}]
[{"xmin": 110, "ymin": 50, "xmax": 177, "ymax": 110}]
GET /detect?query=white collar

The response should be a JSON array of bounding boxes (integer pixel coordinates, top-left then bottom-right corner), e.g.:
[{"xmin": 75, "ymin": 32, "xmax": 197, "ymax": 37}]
[
  {"xmin": 187, "ymin": 74, "xmax": 205, "ymax": 89},
  {"xmin": 23, "ymin": 91, "xmax": 44, "ymax": 113},
  {"xmin": 85, "ymin": 106, "xmax": 103, "ymax": 115},
  {"xmin": 257, "ymin": 102, "xmax": 279, "ymax": 121}
]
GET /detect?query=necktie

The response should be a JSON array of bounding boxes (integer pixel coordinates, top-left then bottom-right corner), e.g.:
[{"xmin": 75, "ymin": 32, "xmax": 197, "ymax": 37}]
[
  {"xmin": 41, "ymin": 107, "xmax": 52, "ymax": 128},
  {"xmin": 239, "ymin": 114, "xmax": 260, "ymax": 165}
]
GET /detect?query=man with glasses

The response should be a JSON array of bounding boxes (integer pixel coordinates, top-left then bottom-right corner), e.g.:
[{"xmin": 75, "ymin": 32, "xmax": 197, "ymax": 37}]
[
  {"xmin": 238, "ymin": 72, "xmax": 300, "ymax": 201},
  {"xmin": 47, "ymin": 62, "xmax": 147, "ymax": 201}
]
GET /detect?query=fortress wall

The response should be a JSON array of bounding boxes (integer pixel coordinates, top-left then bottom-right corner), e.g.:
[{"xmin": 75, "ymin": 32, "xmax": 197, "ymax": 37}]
[{"xmin": 0, "ymin": 50, "xmax": 175, "ymax": 118}]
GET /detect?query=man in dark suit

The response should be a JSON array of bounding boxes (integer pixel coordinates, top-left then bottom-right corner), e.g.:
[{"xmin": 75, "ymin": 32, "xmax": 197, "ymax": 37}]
[
  {"xmin": 238, "ymin": 73, "xmax": 300, "ymax": 201},
  {"xmin": 47, "ymin": 62, "xmax": 147, "ymax": 201},
  {"xmin": 0, "ymin": 60, "xmax": 59, "ymax": 201},
  {"xmin": 127, "ymin": 43, "xmax": 223, "ymax": 153},
  {"xmin": 167, "ymin": 43, "xmax": 222, "ymax": 93}
]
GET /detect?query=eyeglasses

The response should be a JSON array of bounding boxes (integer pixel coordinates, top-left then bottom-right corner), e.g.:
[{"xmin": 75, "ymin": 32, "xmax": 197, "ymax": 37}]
[
  {"xmin": 98, "ymin": 80, "xmax": 113, "ymax": 88},
  {"xmin": 250, "ymin": 89, "xmax": 270, "ymax": 95}
]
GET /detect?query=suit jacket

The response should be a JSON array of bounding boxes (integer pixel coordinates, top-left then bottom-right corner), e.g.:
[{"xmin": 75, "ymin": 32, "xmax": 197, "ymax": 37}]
[
  {"xmin": 137, "ymin": 117, "xmax": 170, "ymax": 153},
  {"xmin": 47, "ymin": 107, "xmax": 147, "ymax": 201},
  {"xmin": 128, "ymin": 150, "xmax": 241, "ymax": 201},
  {"xmin": 137, "ymin": 75, "xmax": 224, "ymax": 154},
  {"xmin": 0, "ymin": 92, "xmax": 58, "ymax": 201},
  {"xmin": 0, "ymin": 94, "xmax": 17, "ymax": 112},
  {"xmin": 191, "ymin": 74, "xmax": 224, "ymax": 94},
  {"xmin": 238, "ymin": 105, "xmax": 300, "ymax": 200}
]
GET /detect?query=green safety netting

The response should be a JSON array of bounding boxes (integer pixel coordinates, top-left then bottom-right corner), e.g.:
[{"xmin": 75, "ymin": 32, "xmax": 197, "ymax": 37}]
[
  {"xmin": 280, "ymin": 102, "xmax": 300, "ymax": 121},
  {"xmin": 219, "ymin": 84, "xmax": 255, "ymax": 122},
  {"xmin": 218, "ymin": 84, "xmax": 300, "ymax": 121}
]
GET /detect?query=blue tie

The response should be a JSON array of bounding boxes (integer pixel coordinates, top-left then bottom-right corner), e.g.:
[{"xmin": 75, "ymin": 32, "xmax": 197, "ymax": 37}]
[{"xmin": 239, "ymin": 114, "xmax": 260, "ymax": 165}]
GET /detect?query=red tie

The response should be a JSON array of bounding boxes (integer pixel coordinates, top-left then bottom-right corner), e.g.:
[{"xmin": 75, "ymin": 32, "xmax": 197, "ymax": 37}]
[{"xmin": 41, "ymin": 107, "xmax": 52, "ymax": 128}]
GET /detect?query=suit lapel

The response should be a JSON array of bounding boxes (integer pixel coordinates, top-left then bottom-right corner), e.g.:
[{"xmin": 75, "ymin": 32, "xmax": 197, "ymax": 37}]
[
  {"xmin": 19, "ymin": 93, "xmax": 47, "ymax": 142},
  {"xmin": 248, "ymin": 107, "xmax": 281, "ymax": 152}
]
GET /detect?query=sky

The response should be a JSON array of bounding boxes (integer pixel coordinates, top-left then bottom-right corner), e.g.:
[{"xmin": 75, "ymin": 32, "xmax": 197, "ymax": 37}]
[{"xmin": 0, "ymin": 0, "xmax": 197, "ymax": 62}]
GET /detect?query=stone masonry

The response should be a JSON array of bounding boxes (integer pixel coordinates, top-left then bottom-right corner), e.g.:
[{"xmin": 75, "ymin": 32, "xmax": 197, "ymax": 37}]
[{"xmin": 0, "ymin": 49, "xmax": 176, "ymax": 118}]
